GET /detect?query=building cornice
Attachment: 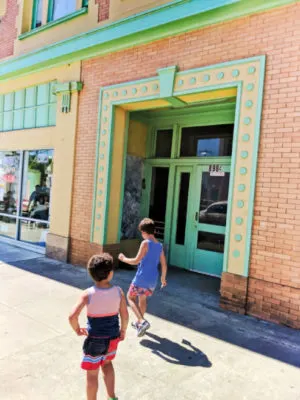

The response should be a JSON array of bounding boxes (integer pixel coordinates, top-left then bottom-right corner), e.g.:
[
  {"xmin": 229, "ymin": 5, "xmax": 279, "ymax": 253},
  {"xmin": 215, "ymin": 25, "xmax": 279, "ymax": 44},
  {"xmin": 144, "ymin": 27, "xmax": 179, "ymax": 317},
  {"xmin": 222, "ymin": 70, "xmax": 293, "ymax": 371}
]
[{"xmin": 0, "ymin": 0, "xmax": 297, "ymax": 81}]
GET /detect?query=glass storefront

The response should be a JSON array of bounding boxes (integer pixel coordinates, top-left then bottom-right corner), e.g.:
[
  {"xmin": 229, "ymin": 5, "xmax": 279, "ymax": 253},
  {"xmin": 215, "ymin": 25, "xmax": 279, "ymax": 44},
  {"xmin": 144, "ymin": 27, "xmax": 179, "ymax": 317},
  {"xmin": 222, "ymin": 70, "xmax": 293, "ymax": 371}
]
[{"xmin": 0, "ymin": 149, "xmax": 53, "ymax": 247}]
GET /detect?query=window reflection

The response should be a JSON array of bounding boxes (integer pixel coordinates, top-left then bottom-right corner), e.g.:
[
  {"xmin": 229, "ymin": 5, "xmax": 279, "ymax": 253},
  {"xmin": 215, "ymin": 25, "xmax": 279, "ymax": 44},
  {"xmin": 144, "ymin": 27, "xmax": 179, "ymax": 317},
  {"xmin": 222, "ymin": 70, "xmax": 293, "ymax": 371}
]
[
  {"xmin": 52, "ymin": 0, "xmax": 76, "ymax": 20},
  {"xmin": 0, "ymin": 152, "xmax": 20, "ymax": 216},
  {"xmin": 199, "ymin": 172, "xmax": 229, "ymax": 226},
  {"xmin": 0, "ymin": 216, "xmax": 17, "ymax": 239},
  {"xmin": 197, "ymin": 232, "xmax": 225, "ymax": 253},
  {"xmin": 0, "ymin": 149, "xmax": 53, "ymax": 246},
  {"xmin": 20, "ymin": 220, "xmax": 49, "ymax": 247},
  {"xmin": 22, "ymin": 150, "xmax": 53, "ymax": 223},
  {"xmin": 180, "ymin": 124, "xmax": 233, "ymax": 157}
]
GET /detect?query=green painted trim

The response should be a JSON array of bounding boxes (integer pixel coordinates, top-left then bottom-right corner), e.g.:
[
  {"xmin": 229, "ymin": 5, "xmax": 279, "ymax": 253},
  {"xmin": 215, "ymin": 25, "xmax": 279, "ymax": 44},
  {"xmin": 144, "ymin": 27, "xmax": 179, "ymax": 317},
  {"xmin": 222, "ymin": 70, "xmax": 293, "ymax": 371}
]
[
  {"xmin": 1, "ymin": 0, "xmax": 295, "ymax": 80},
  {"xmin": 93, "ymin": 55, "xmax": 267, "ymax": 280},
  {"xmin": 165, "ymin": 97, "xmax": 187, "ymax": 108},
  {"xmin": 117, "ymin": 113, "xmax": 130, "ymax": 243},
  {"xmin": 171, "ymin": 123, "xmax": 179, "ymax": 158},
  {"xmin": 132, "ymin": 102, "xmax": 236, "ymax": 127},
  {"xmin": 90, "ymin": 88, "xmax": 104, "ymax": 242},
  {"xmin": 31, "ymin": 0, "xmax": 38, "ymax": 30},
  {"xmin": 222, "ymin": 82, "xmax": 243, "ymax": 275},
  {"xmin": 19, "ymin": 7, "xmax": 88, "ymax": 41},
  {"xmin": 103, "ymin": 104, "xmax": 116, "ymax": 244},
  {"xmin": 140, "ymin": 163, "xmax": 152, "ymax": 219},
  {"xmin": 145, "ymin": 157, "xmax": 232, "ymax": 167},
  {"xmin": 163, "ymin": 163, "xmax": 176, "ymax": 260},
  {"xmin": 157, "ymin": 66, "xmax": 178, "ymax": 98},
  {"xmin": 146, "ymin": 125, "xmax": 154, "ymax": 158},
  {"xmin": 243, "ymin": 55, "xmax": 266, "ymax": 276},
  {"xmin": 47, "ymin": 0, "xmax": 54, "ymax": 22},
  {"xmin": 52, "ymin": 81, "xmax": 83, "ymax": 94}
]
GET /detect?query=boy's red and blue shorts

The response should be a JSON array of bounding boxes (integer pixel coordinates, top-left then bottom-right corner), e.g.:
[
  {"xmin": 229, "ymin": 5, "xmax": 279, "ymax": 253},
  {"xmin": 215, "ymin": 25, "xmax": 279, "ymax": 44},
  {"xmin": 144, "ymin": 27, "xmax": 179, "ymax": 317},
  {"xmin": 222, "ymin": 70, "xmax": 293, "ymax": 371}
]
[
  {"xmin": 81, "ymin": 336, "xmax": 120, "ymax": 370},
  {"xmin": 128, "ymin": 284, "xmax": 154, "ymax": 297}
]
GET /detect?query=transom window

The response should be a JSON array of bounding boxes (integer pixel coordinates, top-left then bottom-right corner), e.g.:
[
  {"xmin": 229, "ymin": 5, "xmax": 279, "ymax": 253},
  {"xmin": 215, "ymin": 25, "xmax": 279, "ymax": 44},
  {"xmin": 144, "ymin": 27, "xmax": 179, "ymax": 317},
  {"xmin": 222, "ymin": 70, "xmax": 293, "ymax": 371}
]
[
  {"xmin": 151, "ymin": 124, "xmax": 234, "ymax": 159},
  {"xmin": 0, "ymin": 82, "xmax": 57, "ymax": 132}
]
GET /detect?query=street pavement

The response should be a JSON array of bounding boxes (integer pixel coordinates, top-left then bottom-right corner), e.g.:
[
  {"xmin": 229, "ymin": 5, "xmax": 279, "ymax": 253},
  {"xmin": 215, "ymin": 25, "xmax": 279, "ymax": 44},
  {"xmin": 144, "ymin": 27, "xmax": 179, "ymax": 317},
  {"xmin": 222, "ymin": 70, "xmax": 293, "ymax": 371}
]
[{"xmin": 0, "ymin": 242, "xmax": 299, "ymax": 400}]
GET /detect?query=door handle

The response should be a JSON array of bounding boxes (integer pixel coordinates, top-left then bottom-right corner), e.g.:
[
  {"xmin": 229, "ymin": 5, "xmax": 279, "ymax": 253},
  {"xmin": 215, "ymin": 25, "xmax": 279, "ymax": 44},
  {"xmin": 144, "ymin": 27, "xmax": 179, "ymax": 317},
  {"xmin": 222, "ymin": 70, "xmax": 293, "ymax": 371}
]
[{"xmin": 195, "ymin": 212, "xmax": 198, "ymax": 222}]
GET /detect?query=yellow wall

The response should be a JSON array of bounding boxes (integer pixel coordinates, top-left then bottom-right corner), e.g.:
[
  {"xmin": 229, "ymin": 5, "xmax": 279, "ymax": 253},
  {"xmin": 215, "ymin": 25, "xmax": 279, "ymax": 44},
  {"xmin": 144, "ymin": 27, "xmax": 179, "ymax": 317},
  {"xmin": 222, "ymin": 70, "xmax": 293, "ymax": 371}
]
[
  {"xmin": 15, "ymin": 0, "xmax": 99, "ymax": 56},
  {"xmin": 106, "ymin": 106, "xmax": 128, "ymax": 244},
  {"xmin": 110, "ymin": 0, "xmax": 172, "ymax": 21},
  {"xmin": 0, "ymin": 0, "xmax": 7, "ymax": 16},
  {"xmin": 0, "ymin": 62, "xmax": 81, "ymax": 239},
  {"xmin": 127, "ymin": 120, "xmax": 148, "ymax": 158},
  {"xmin": 13, "ymin": 0, "xmax": 174, "ymax": 56}
]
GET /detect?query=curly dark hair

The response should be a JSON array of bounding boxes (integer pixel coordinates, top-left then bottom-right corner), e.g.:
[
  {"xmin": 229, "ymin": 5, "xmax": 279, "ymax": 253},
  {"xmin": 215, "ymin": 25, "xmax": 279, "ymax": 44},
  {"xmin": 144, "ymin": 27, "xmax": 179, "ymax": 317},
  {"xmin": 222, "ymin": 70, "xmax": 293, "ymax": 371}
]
[
  {"xmin": 138, "ymin": 218, "xmax": 155, "ymax": 235},
  {"xmin": 87, "ymin": 253, "xmax": 114, "ymax": 282}
]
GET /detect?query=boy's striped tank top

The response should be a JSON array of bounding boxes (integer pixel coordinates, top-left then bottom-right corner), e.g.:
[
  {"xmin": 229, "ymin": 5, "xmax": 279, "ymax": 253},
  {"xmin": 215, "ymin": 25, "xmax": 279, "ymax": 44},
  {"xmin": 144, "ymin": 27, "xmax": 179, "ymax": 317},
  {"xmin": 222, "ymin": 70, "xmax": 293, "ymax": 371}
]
[{"xmin": 86, "ymin": 286, "xmax": 121, "ymax": 338}]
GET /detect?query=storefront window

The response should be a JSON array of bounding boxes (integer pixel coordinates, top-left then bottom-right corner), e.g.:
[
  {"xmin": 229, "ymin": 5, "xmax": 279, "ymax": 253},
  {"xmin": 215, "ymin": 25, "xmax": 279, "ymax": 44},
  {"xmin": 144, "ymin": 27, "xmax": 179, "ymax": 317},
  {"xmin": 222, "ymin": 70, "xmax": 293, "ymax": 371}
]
[
  {"xmin": 0, "ymin": 152, "xmax": 21, "ymax": 216},
  {"xmin": 0, "ymin": 149, "xmax": 53, "ymax": 247}
]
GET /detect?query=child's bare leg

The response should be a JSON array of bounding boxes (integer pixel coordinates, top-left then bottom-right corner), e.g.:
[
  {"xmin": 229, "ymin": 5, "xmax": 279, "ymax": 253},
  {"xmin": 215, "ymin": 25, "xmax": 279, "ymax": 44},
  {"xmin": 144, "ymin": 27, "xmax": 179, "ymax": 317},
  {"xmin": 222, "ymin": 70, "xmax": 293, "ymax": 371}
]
[
  {"xmin": 101, "ymin": 361, "xmax": 116, "ymax": 399},
  {"xmin": 86, "ymin": 369, "xmax": 99, "ymax": 400},
  {"xmin": 127, "ymin": 293, "xmax": 144, "ymax": 323},
  {"xmin": 138, "ymin": 295, "xmax": 147, "ymax": 319}
]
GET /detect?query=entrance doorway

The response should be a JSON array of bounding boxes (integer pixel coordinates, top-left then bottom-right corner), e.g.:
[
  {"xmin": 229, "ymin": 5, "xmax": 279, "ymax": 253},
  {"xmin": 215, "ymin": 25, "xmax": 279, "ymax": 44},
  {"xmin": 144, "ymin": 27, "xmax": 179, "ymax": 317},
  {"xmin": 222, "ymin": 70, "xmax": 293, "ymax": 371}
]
[
  {"xmin": 139, "ymin": 107, "xmax": 234, "ymax": 277},
  {"xmin": 170, "ymin": 164, "xmax": 230, "ymax": 276}
]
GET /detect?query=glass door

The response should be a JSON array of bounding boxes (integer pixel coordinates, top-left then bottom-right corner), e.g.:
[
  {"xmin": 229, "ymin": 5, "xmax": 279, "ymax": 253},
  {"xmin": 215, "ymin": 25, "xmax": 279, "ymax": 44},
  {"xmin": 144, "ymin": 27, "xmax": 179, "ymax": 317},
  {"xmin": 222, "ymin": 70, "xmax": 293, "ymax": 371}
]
[
  {"xmin": 192, "ymin": 164, "xmax": 231, "ymax": 276},
  {"xmin": 169, "ymin": 166, "xmax": 194, "ymax": 269}
]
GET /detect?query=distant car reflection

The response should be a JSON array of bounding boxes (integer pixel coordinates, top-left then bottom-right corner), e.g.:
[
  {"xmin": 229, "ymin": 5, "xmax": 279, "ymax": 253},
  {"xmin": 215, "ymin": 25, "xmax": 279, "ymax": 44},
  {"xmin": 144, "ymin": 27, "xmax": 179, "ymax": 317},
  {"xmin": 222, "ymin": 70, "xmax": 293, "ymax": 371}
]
[{"xmin": 199, "ymin": 201, "xmax": 227, "ymax": 226}]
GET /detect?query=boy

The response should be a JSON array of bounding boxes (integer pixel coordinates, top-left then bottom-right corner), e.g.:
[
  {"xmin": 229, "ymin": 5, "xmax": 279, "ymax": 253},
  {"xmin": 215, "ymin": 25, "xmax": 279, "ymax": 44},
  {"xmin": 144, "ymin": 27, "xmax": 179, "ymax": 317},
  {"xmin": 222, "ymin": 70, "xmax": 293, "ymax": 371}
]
[
  {"xmin": 118, "ymin": 218, "xmax": 167, "ymax": 337},
  {"xmin": 69, "ymin": 253, "xmax": 129, "ymax": 400}
]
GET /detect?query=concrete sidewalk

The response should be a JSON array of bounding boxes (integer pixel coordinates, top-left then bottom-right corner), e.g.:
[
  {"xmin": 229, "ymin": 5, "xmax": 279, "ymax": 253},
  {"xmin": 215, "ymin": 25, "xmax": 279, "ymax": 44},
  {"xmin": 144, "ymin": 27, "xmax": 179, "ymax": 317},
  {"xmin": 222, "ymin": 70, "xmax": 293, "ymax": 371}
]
[{"xmin": 0, "ymin": 242, "xmax": 299, "ymax": 400}]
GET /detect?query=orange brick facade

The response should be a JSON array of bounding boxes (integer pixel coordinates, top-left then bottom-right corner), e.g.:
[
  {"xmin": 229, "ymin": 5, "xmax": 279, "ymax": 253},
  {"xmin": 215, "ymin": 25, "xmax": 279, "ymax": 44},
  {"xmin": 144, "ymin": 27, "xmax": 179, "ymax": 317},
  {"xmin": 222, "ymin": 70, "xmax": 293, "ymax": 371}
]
[
  {"xmin": 70, "ymin": 3, "xmax": 300, "ymax": 328},
  {"xmin": 0, "ymin": 0, "xmax": 18, "ymax": 60}
]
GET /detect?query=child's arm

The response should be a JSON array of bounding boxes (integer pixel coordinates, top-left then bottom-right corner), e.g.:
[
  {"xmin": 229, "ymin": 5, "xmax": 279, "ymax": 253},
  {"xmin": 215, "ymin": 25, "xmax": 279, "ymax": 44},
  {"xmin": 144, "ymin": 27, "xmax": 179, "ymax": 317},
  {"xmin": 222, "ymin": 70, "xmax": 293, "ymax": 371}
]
[
  {"xmin": 160, "ymin": 250, "xmax": 168, "ymax": 287},
  {"xmin": 68, "ymin": 291, "xmax": 89, "ymax": 336},
  {"xmin": 118, "ymin": 241, "xmax": 148, "ymax": 265},
  {"xmin": 119, "ymin": 289, "xmax": 129, "ymax": 340}
]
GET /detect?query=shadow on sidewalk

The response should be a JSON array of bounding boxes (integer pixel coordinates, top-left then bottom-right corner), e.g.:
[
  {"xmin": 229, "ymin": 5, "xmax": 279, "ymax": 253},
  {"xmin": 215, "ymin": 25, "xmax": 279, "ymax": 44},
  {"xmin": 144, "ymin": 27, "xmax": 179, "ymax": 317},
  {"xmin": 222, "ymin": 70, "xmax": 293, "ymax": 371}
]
[
  {"xmin": 2, "ymin": 250, "xmax": 300, "ymax": 368},
  {"xmin": 140, "ymin": 332, "xmax": 212, "ymax": 367}
]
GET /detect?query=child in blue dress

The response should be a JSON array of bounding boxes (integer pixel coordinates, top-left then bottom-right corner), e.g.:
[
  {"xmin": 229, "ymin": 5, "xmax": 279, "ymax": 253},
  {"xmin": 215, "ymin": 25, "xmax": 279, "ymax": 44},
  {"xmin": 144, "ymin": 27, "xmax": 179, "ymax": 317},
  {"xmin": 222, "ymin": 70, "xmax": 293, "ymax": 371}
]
[{"xmin": 118, "ymin": 218, "xmax": 168, "ymax": 337}]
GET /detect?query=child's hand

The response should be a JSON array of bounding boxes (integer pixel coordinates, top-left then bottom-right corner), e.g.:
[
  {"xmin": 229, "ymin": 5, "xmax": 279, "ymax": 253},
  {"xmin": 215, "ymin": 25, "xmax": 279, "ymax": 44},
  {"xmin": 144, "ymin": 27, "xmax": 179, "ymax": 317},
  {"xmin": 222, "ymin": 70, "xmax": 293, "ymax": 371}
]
[
  {"xmin": 161, "ymin": 278, "xmax": 167, "ymax": 288},
  {"xmin": 76, "ymin": 327, "xmax": 88, "ymax": 336},
  {"xmin": 120, "ymin": 329, "xmax": 126, "ymax": 341},
  {"xmin": 118, "ymin": 253, "xmax": 125, "ymax": 262}
]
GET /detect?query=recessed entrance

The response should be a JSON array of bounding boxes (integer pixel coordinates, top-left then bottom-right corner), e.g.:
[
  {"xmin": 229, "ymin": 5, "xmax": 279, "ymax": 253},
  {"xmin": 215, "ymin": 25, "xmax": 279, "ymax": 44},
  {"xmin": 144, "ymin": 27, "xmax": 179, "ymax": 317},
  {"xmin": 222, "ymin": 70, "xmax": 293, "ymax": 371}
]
[
  {"xmin": 92, "ymin": 57, "xmax": 265, "ymax": 280},
  {"xmin": 121, "ymin": 102, "xmax": 234, "ymax": 277}
]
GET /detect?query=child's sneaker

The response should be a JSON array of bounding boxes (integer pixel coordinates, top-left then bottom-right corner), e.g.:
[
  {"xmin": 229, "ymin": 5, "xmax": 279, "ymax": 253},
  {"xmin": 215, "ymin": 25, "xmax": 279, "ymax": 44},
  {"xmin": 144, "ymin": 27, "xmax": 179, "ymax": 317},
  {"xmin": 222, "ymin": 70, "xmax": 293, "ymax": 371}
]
[
  {"xmin": 131, "ymin": 322, "xmax": 139, "ymax": 330},
  {"xmin": 137, "ymin": 320, "xmax": 150, "ymax": 337}
]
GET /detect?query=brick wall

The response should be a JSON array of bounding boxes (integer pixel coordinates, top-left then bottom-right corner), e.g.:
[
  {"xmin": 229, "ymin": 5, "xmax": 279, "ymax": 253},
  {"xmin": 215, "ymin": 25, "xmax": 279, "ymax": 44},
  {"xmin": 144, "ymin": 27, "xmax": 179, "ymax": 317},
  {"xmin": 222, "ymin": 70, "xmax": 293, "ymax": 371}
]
[
  {"xmin": 220, "ymin": 272, "xmax": 248, "ymax": 315},
  {"xmin": 0, "ymin": 0, "xmax": 18, "ymax": 59},
  {"xmin": 72, "ymin": 3, "xmax": 300, "ymax": 327},
  {"xmin": 95, "ymin": 0, "xmax": 110, "ymax": 22}
]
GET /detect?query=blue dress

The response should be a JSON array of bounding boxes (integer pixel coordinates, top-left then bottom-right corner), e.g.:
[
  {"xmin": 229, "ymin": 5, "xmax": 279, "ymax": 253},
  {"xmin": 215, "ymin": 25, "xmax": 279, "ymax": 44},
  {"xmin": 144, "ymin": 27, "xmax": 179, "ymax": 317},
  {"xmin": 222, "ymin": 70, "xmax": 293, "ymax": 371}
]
[{"xmin": 132, "ymin": 239, "xmax": 163, "ymax": 290}]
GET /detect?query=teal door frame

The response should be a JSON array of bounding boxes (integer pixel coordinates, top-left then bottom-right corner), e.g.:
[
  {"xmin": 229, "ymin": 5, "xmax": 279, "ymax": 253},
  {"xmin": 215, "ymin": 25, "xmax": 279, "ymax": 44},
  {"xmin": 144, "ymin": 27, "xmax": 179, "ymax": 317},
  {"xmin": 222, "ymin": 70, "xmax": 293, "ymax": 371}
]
[
  {"xmin": 169, "ymin": 165, "xmax": 194, "ymax": 269},
  {"xmin": 144, "ymin": 158, "xmax": 231, "ymax": 274},
  {"xmin": 191, "ymin": 163, "xmax": 231, "ymax": 276}
]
